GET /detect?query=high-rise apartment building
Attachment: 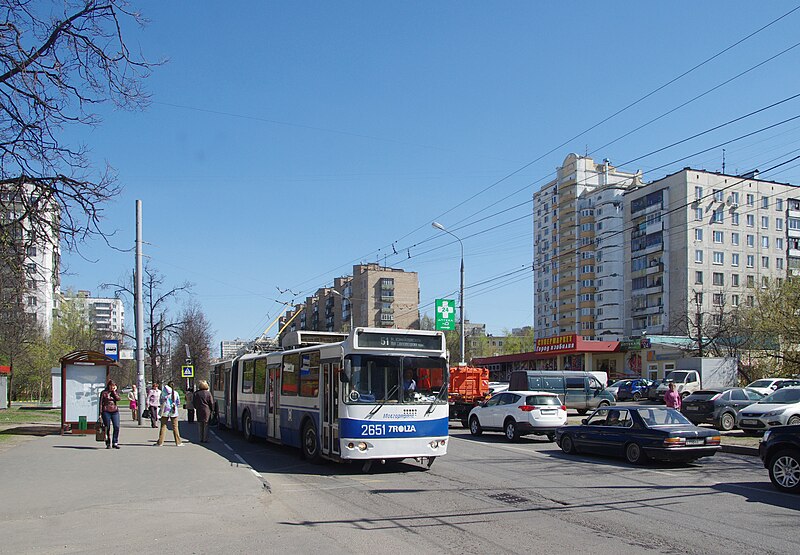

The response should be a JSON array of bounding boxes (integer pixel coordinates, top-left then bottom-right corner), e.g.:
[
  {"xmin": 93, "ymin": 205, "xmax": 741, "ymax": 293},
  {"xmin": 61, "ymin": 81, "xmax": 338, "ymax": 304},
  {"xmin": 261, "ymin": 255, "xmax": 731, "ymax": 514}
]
[
  {"xmin": 220, "ymin": 338, "xmax": 251, "ymax": 360},
  {"xmin": 61, "ymin": 291, "xmax": 125, "ymax": 335},
  {"xmin": 624, "ymin": 168, "xmax": 800, "ymax": 336},
  {"xmin": 279, "ymin": 263, "xmax": 420, "ymax": 337},
  {"xmin": 0, "ymin": 184, "xmax": 60, "ymax": 332},
  {"xmin": 533, "ymin": 154, "xmax": 642, "ymax": 340}
]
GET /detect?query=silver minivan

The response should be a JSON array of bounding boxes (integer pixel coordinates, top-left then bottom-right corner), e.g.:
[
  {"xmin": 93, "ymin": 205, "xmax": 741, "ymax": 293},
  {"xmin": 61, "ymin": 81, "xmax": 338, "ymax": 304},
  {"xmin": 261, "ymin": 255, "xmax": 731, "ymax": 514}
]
[{"xmin": 509, "ymin": 371, "xmax": 616, "ymax": 414}]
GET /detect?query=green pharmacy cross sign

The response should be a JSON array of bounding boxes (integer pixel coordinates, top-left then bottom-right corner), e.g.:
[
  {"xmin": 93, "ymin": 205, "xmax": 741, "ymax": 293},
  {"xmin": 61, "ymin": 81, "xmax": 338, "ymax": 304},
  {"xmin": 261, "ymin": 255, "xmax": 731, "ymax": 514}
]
[{"xmin": 435, "ymin": 299, "xmax": 456, "ymax": 331}]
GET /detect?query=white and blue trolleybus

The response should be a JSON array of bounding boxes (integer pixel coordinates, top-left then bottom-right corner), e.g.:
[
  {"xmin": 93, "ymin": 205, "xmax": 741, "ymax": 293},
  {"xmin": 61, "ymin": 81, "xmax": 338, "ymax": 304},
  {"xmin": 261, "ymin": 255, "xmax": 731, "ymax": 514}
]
[{"xmin": 210, "ymin": 327, "xmax": 449, "ymax": 470}]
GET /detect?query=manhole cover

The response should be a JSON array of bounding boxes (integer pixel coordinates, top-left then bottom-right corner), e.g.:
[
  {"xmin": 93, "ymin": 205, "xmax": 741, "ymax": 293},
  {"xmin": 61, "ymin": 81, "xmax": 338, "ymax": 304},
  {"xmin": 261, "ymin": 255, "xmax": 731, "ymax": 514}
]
[{"xmin": 489, "ymin": 492, "xmax": 530, "ymax": 505}]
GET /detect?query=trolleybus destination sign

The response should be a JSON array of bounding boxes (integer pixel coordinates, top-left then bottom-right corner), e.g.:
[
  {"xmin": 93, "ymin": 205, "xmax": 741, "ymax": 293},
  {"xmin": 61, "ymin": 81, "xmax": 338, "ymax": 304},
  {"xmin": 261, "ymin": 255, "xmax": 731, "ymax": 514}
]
[{"xmin": 355, "ymin": 331, "xmax": 444, "ymax": 351}]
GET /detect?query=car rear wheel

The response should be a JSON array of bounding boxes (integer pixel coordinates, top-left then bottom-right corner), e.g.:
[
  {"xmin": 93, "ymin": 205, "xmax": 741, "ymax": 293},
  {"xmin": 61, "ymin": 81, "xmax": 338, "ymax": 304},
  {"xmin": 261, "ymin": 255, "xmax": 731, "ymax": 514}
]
[
  {"xmin": 469, "ymin": 416, "xmax": 482, "ymax": 436},
  {"xmin": 787, "ymin": 415, "xmax": 800, "ymax": 426},
  {"xmin": 625, "ymin": 442, "xmax": 646, "ymax": 465},
  {"xmin": 560, "ymin": 434, "xmax": 577, "ymax": 454},
  {"xmin": 598, "ymin": 401, "xmax": 610, "ymax": 408},
  {"xmin": 632, "ymin": 392, "xmax": 642, "ymax": 401},
  {"xmin": 719, "ymin": 412, "xmax": 736, "ymax": 431},
  {"xmin": 504, "ymin": 419, "xmax": 519, "ymax": 442},
  {"xmin": 768, "ymin": 449, "xmax": 800, "ymax": 493}
]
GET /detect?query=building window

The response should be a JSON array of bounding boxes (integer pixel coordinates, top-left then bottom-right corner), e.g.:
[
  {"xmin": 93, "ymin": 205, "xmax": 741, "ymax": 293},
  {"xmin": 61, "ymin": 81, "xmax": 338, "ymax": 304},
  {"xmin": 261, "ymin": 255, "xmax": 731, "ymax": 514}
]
[
  {"xmin": 777, "ymin": 198, "xmax": 784, "ymax": 211},
  {"xmin": 713, "ymin": 189, "xmax": 723, "ymax": 202},
  {"xmin": 713, "ymin": 272, "xmax": 724, "ymax": 286},
  {"xmin": 776, "ymin": 218, "xmax": 784, "ymax": 230},
  {"xmin": 747, "ymin": 234, "xmax": 755, "ymax": 247},
  {"xmin": 762, "ymin": 276, "xmax": 769, "ymax": 288},
  {"xmin": 695, "ymin": 228, "xmax": 703, "ymax": 241},
  {"xmin": 713, "ymin": 293, "xmax": 724, "ymax": 306},
  {"xmin": 732, "ymin": 212, "xmax": 740, "ymax": 225},
  {"xmin": 713, "ymin": 209, "xmax": 723, "ymax": 223},
  {"xmin": 732, "ymin": 294, "xmax": 739, "ymax": 306},
  {"xmin": 762, "ymin": 256, "xmax": 769, "ymax": 269},
  {"xmin": 713, "ymin": 231, "xmax": 723, "ymax": 243},
  {"xmin": 747, "ymin": 295, "xmax": 754, "ymax": 307},
  {"xmin": 695, "ymin": 186, "xmax": 703, "ymax": 199},
  {"xmin": 713, "ymin": 251, "xmax": 724, "ymax": 265},
  {"xmin": 746, "ymin": 214, "xmax": 754, "ymax": 227},
  {"xmin": 747, "ymin": 255, "xmax": 754, "ymax": 268},
  {"xmin": 27, "ymin": 296, "xmax": 37, "ymax": 307},
  {"xmin": 731, "ymin": 232, "xmax": 739, "ymax": 245},
  {"xmin": 761, "ymin": 236, "xmax": 769, "ymax": 248},
  {"xmin": 731, "ymin": 192, "xmax": 740, "ymax": 204},
  {"xmin": 790, "ymin": 217, "xmax": 800, "ymax": 231},
  {"xmin": 695, "ymin": 208, "xmax": 703, "ymax": 221},
  {"xmin": 762, "ymin": 196, "xmax": 769, "ymax": 209},
  {"xmin": 731, "ymin": 273, "xmax": 740, "ymax": 287},
  {"xmin": 747, "ymin": 275, "xmax": 755, "ymax": 287},
  {"xmin": 762, "ymin": 216, "xmax": 769, "ymax": 229},
  {"xmin": 747, "ymin": 194, "xmax": 754, "ymax": 206},
  {"xmin": 695, "ymin": 250, "xmax": 703, "ymax": 263},
  {"xmin": 731, "ymin": 253, "xmax": 739, "ymax": 267},
  {"xmin": 695, "ymin": 271, "xmax": 703, "ymax": 284},
  {"xmin": 777, "ymin": 258, "xmax": 784, "ymax": 270},
  {"xmin": 777, "ymin": 237, "xmax": 784, "ymax": 250}
]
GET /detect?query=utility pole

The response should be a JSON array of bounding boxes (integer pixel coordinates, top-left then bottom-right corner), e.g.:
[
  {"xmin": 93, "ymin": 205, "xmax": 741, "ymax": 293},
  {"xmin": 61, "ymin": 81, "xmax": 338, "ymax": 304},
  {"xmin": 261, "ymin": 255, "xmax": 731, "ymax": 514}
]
[{"xmin": 135, "ymin": 200, "xmax": 145, "ymax": 425}]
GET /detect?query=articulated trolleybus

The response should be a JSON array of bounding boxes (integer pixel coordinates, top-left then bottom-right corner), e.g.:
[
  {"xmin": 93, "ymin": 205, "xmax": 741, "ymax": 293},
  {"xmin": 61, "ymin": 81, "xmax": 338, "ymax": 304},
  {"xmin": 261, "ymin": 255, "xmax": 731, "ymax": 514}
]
[{"xmin": 211, "ymin": 327, "xmax": 449, "ymax": 469}]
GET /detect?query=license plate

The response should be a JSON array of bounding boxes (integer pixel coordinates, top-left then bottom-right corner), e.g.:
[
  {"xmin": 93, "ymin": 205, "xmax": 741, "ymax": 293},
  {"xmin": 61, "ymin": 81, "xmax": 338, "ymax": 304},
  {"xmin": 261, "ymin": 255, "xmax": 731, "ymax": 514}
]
[
  {"xmin": 540, "ymin": 409, "xmax": 556, "ymax": 415},
  {"xmin": 740, "ymin": 419, "xmax": 758, "ymax": 426},
  {"xmin": 685, "ymin": 438, "xmax": 704, "ymax": 446},
  {"xmin": 684, "ymin": 406, "xmax": 697, "ymax": 411}
]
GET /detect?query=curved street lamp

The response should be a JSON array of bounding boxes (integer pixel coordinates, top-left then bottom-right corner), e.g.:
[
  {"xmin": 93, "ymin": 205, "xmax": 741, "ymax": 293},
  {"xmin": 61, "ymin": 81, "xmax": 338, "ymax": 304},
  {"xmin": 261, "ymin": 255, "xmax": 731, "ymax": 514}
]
[{"xmin": 432, "ymin": 221, "xmax": 465, "ymax": 365}]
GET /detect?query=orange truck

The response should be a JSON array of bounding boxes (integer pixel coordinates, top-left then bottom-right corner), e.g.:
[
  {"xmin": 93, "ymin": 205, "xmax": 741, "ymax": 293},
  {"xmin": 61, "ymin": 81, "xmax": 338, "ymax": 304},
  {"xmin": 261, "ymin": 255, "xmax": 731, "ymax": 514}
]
[{"xmin": 449, "ymin": 366, "xmax": 490, "ymax": 426}]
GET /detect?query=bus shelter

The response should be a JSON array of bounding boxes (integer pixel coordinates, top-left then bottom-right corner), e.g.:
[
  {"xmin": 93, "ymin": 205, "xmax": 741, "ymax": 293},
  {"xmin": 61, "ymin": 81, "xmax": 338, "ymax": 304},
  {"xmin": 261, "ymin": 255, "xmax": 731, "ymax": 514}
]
[{"xmin": 59, "ymin": 350, "xmax": 118, "ymax": 435}]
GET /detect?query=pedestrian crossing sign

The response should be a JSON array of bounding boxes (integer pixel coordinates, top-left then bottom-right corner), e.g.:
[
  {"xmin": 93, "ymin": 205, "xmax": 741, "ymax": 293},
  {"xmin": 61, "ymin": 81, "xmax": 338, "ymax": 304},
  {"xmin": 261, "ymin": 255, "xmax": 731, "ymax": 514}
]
[{"xmin": 181, "ymin": 365, "xmax": 194, "ymax": 378}]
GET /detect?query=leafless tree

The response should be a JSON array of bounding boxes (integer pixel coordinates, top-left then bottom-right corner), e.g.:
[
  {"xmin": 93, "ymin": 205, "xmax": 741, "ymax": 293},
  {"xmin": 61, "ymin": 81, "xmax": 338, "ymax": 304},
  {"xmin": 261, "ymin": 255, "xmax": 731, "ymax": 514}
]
[
  {"xmin": 170, "ymin": 301, "xmax": 213, "ymax": 384},
  {"xmin": 102, "ymin": 263, "xmax": 191, "ymax": 385},
  {"xmin": 0, "ymin": 0, "xmax": 159, "ymax": 254}
]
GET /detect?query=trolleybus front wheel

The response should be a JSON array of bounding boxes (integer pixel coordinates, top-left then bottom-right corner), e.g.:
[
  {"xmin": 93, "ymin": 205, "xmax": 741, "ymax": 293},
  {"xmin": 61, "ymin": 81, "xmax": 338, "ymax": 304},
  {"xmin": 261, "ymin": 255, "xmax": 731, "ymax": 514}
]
[{"xmin": 302, "ymin": 421, "xmax": 321, "ymax": 463}]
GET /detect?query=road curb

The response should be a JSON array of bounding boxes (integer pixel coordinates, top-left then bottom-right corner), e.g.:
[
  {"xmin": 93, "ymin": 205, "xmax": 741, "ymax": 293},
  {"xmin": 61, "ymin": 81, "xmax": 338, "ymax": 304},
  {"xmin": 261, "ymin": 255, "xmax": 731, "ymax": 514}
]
[{"xmin": 721, "ymin": 443, "xmax": 759, "ymax": 456}]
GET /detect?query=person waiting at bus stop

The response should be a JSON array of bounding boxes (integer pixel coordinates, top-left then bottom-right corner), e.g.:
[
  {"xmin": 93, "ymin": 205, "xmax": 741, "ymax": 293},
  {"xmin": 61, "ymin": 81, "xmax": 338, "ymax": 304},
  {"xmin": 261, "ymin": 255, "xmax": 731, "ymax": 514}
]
[{"xmin": 156, "ymin": 381, "xmax": 182, "ymax": 446}]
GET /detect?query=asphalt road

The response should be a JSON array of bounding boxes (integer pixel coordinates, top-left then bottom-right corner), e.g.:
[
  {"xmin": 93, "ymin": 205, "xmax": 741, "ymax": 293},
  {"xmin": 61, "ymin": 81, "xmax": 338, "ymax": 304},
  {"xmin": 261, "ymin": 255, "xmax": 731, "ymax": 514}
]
[{"xmin": 1, "ymin": 419, "xmax": 798, "ymax": 554}]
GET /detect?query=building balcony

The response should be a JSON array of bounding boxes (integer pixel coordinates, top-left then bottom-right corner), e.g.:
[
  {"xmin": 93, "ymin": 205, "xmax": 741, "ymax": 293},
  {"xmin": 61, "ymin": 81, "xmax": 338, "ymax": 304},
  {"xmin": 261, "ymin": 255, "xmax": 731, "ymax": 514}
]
[
  {"xmin": 380, "ymin": 307, "xmax": 394, "ymax": 314},
  {"xmin": 646, "ymin": 263, "xmax": 664, "ymax": 275},
  {"xmin": 789, "ymin": 248, "xmax": 800, "ymax": 259},
  {"xmin": 380, "ymin": 293, "xmax": 394, "ymax": 301}
]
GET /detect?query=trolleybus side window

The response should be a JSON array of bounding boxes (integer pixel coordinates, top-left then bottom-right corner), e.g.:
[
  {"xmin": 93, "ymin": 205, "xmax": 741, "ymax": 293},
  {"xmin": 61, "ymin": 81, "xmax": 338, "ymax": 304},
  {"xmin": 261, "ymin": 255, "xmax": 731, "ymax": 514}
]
[
  {"xmin": 242, "ymin": 360, "xmax": 254, "ymax": 393},
  {"xmin": 254, "ymin": 358, "xmax": 267, "ymax": 395},
  {"xmin": 282, "ymin": 353, "xmax": 299, "ymax": 396},
  {"xmin": 299, "ymin": 351, "xmax": 320, "ymax": 397}
]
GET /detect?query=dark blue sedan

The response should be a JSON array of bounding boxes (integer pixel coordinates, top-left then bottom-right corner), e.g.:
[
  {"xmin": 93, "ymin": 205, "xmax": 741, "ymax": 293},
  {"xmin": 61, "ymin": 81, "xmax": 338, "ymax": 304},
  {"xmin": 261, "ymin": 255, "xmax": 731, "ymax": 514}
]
[
  {"xmin": 555, "ymin": 406, "xmax": 721, "ymax": 464},
  {"xmin": 616, "ymin": 379, "xmax": 654, "ymax": 401}
]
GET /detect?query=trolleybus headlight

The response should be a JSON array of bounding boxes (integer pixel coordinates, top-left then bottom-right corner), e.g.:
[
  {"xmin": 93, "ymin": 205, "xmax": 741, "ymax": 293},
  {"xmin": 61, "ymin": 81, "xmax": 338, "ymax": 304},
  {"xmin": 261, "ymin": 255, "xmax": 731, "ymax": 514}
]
[
  {"xmin": 357, "ymin": 441, "xmax": 368, "ymax": 451},
  {"xmin": 429, "ymin": 440, "xmax": 438, "ymax": 449},
  {"xmin": 439, "ymin": 439, "xmax": 446, "ymax": 447}
]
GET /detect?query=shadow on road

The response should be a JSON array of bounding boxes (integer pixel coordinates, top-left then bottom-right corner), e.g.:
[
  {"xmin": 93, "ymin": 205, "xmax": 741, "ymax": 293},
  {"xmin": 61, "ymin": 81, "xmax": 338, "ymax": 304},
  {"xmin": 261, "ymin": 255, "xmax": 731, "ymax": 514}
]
[
  {"xmin": 0, "ymin": 425, "xmax": 59, "ymax": 437},
  {"xmin": 712, "ymin": 481, "xmax": 800, "ymax": 511}
]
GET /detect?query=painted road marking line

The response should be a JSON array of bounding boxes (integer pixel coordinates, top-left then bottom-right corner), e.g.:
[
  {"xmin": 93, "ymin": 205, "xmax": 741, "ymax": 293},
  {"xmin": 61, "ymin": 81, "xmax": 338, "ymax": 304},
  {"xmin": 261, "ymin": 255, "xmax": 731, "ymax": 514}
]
[{"xmin": 210, "ymin": 429, "xmax": 272, "ymax": 493}]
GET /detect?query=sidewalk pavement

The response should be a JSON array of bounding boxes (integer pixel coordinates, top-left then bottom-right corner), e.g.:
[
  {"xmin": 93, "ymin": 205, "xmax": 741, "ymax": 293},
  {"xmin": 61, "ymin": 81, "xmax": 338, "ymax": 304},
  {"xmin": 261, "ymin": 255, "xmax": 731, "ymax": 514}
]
[{"xmin": 0, "ymin": 417, "xmax": 271, "ymax": 554}]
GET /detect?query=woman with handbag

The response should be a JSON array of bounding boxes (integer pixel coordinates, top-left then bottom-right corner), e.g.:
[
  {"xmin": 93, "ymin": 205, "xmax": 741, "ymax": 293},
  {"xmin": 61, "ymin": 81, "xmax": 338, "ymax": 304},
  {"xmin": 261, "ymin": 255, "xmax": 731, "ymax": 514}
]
[
  {"xmin": 99, "ymin": 380, "xmax": 121, "ymax": 449},
  {"xmin": 127, "ymin": 384, "xmax": 138, "ymax": 421}
]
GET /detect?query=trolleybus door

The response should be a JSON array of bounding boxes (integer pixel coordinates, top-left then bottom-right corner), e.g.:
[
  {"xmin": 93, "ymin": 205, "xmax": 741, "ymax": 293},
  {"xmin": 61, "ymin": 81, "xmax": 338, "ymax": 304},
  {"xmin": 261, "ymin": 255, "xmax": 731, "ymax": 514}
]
[
  {"xmin": 223, "ymin": 368, "xmax": 232, "ymax": 428},
  {"xmin": 322, "ymin": 361, "xmax": 340, "ymax": 456},
  {"xmin": 267, "ymin": 364, "xmax": 280, "ymax": 440}
]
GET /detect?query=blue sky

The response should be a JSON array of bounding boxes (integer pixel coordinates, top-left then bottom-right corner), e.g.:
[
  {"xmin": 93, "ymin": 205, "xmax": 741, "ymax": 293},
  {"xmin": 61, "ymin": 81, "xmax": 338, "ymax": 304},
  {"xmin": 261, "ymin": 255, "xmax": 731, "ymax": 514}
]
[{"xmin": 61, "ymin": 1, "xmax": 800, "ymax": 350}]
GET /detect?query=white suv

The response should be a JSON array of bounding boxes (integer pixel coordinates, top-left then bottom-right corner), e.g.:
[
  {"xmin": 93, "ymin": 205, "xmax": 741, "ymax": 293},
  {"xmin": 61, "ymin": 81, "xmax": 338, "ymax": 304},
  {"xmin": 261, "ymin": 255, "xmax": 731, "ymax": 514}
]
[{"xmin": 468, "ymin": 391, "xmax": 567, "ymax": 442}]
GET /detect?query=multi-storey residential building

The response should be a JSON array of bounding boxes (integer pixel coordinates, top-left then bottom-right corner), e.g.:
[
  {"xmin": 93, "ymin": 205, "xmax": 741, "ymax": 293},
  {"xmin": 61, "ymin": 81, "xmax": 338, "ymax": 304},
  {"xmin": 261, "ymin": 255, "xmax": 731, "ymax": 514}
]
[
  {"xmin": 62, "ymin": 291, "xmax": 125, "ymax": 335},
  {"xmin": 220, "ymin": 338, "xmax": 251, "ymax": 359},
  {"xmin": 623, "ymin": 168, "xmax": 800, "ymax": 336},
  {"xmin": 534, "ymin": 154, "xmax": 642, "ymax": 341},
  {"xmin": 279, "ymin": 264, "xmax": 420, "ymax": 337},
  {"xmin": 0, "ymin": 184, "xmax": 60, "ymax": 332}
]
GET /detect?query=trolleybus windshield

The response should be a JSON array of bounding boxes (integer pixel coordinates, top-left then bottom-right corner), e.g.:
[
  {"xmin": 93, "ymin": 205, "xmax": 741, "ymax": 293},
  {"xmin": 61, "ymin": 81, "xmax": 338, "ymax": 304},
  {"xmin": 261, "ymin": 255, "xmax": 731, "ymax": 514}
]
[{"xmin": 345, "ymin": 355, "xmax": 447, "ymax": 405}]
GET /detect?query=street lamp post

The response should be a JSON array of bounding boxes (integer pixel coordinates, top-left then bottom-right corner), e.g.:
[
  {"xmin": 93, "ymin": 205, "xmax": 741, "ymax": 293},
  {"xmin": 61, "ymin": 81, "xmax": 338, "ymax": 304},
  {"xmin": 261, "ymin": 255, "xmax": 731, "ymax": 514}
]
[{"xmin": 432, "ymin": 221, "xmax": 465, "ymax": 365}]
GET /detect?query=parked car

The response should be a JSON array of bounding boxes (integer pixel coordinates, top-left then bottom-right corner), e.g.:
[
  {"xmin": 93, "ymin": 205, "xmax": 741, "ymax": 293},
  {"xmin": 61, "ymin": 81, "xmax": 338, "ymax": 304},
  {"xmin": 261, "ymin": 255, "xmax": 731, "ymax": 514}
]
[
  {"xmin": 681, "ymin": 388, "xmax": 765, "ymax": 431},
  {"xmin": 468, "ymin": 391, "xmax": 567, "ymax": 442},
  {"xmin": 605, "ymin": 380, "xmax": 630, "ymax": 400},
  {"xmin": 617, "ymin": 379, "xmax": 655, "ymax": 402},
  {"xmin": 759, "ymin": 425, "xmax": 800, "ymax": 493},
  {"xmin": 774, "ymin": 379, "xmax": 800, "ymax": 390},
  {"xmin": 555, "ymin": 405, "xmax": 721, "ymax": 464},
  {"xmin": 737, "ymin": 387, "xmax": 800, "ymax": 434},
  {"xmin": 488, "ymin": 382, "xmax": 509, "ymax": 394},
  {"xmin": 745, "ymin": 378, "xmax": 799, "ymax": 397},
  {"xmin": 648, "ymin": 379, "xmax": 668, "ymax": 401}
]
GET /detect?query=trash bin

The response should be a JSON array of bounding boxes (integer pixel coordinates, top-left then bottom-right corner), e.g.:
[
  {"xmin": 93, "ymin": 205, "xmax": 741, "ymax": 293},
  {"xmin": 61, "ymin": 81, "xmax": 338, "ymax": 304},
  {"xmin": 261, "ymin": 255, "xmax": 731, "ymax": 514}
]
[{"xmin": 78, "ymin": 415, "xmax": 87, "ymax": 430}]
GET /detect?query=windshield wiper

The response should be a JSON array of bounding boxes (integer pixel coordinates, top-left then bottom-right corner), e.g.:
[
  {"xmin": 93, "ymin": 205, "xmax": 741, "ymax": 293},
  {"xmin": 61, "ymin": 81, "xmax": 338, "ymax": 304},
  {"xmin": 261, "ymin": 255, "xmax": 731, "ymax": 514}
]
[
  {"xmin": 366, "ymin": 385, "xmax": 398, "ymax": 419},
  {"xmin": 425, "ymin": 383, "xmax": 447, "ymax": 416}
]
